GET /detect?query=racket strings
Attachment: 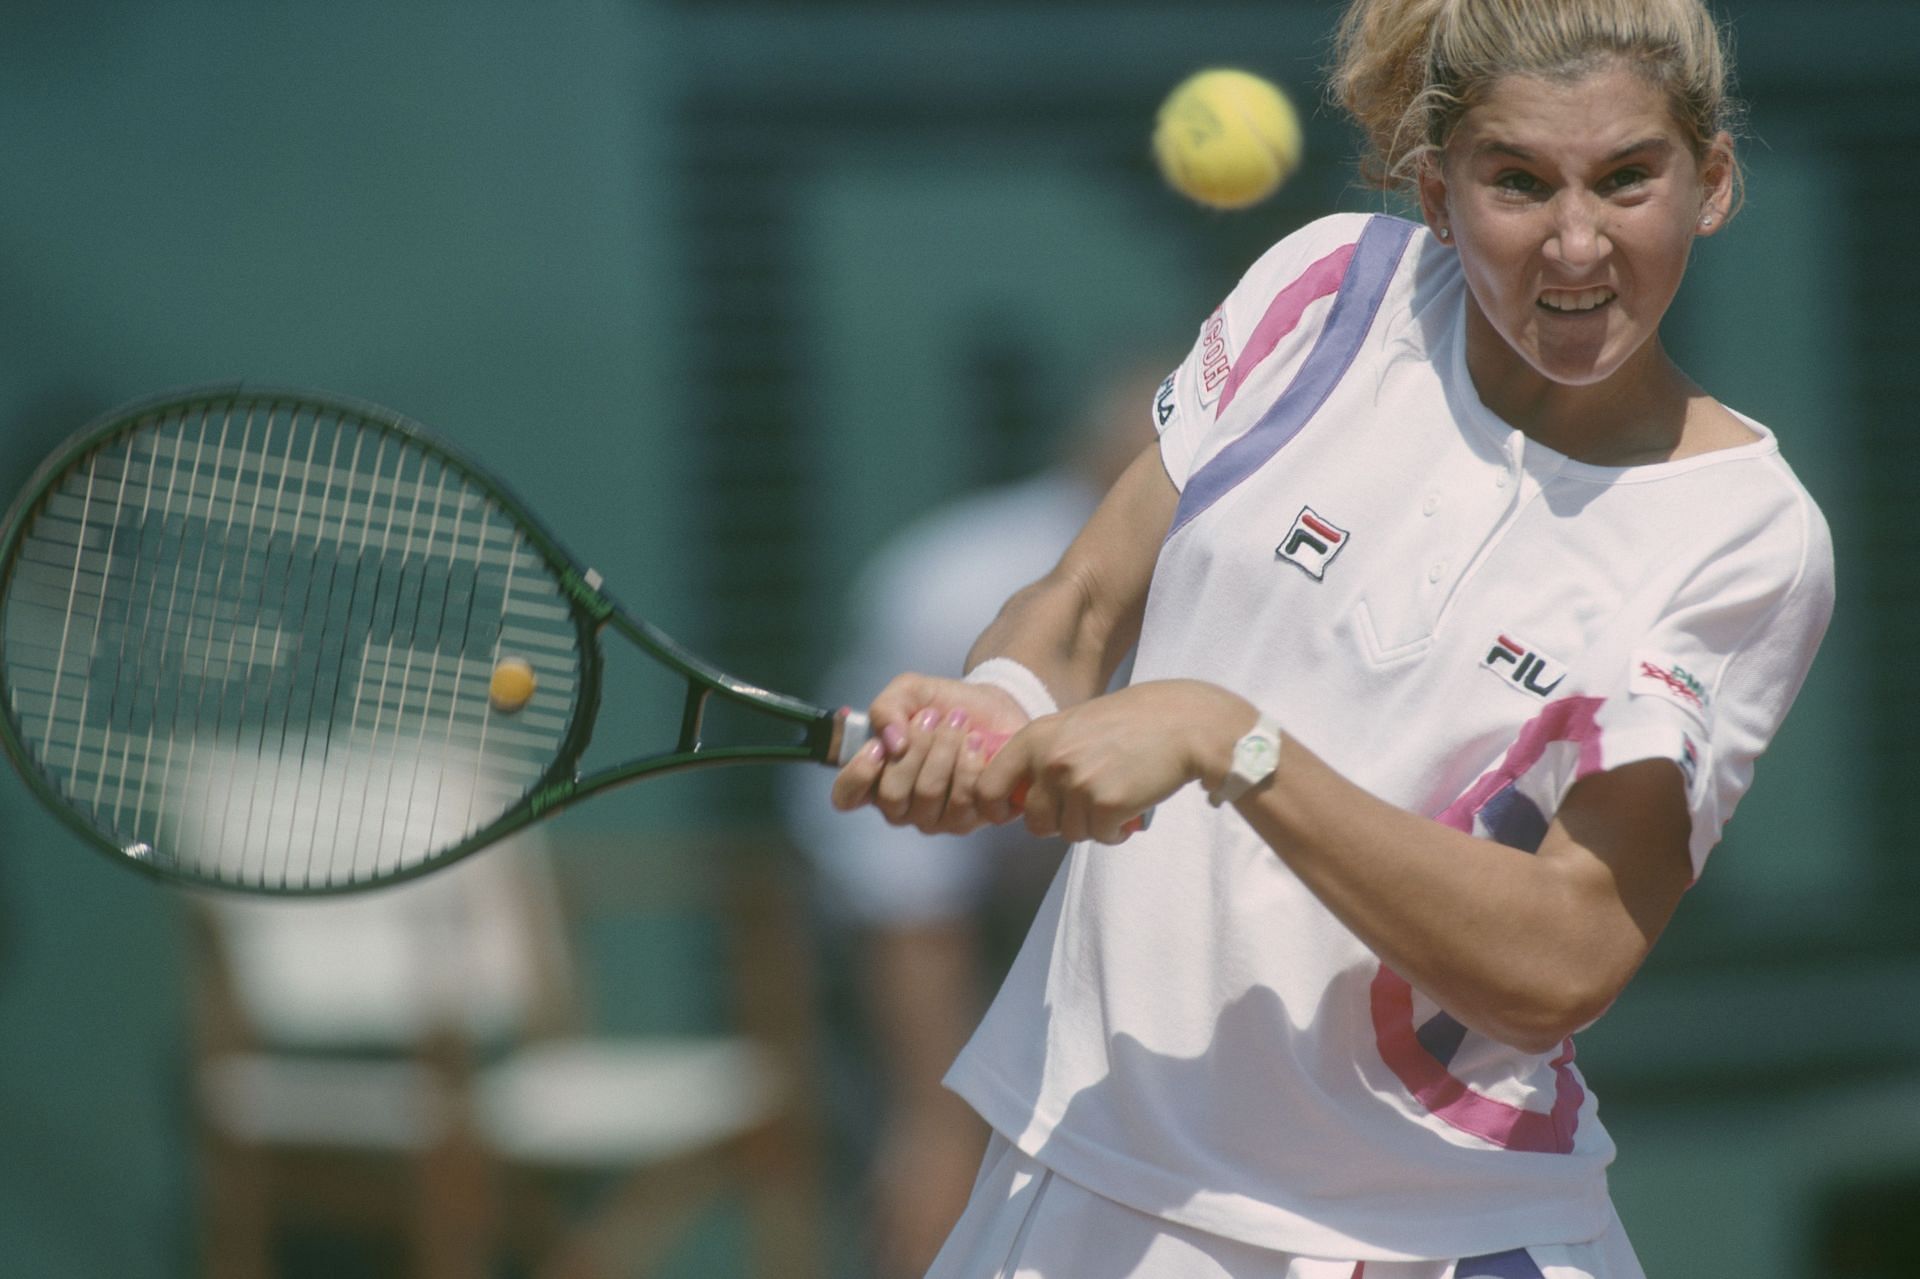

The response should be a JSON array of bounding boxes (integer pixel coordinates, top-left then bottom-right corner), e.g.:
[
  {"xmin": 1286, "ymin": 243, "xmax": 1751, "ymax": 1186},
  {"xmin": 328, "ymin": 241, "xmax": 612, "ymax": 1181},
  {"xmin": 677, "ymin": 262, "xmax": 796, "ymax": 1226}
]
[{"xmin": 2, "ymin": 396, "xmax": 581, "ymax": 890}]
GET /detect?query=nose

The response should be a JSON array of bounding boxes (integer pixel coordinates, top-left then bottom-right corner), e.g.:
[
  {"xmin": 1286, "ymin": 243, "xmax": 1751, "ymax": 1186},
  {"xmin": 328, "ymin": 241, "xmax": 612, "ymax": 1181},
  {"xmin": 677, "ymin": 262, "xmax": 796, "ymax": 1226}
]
[{"xmin": 1545, "ymin": 191, "xmax": 1609, "ymax": 270}]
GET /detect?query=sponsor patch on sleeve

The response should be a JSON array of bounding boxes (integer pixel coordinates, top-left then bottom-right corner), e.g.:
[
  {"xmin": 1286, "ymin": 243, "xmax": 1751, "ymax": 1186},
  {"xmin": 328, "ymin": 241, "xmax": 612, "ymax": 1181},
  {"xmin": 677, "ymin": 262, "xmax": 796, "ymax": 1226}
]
[
  {"xmin": 1153, "ymin": 372, "xmax": 1178, "ymax": 435},
  {"xmin": 1195, "ymin": 307, "xmax": 1232, "ymax": 411},
  {"xmin": 1677, "ymin": 733, "xmax": 1701, "ymax": 789},
  {"xmin": 1628, "ymin": 650, "xmax": 1712, "ymax": 730}
]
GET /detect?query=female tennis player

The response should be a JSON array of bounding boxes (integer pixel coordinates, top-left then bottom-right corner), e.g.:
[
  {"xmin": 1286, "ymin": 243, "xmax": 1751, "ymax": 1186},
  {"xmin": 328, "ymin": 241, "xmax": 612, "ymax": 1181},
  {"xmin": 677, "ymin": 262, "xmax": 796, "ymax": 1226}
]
[{"xmin": 832, "ymin": 0, "xmax": 1834, "ymax": 1274}]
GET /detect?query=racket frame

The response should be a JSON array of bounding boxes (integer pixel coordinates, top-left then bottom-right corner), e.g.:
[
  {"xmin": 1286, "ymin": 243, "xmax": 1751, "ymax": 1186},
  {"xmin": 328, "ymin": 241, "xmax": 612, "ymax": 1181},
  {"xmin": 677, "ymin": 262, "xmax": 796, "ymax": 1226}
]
[{"xmin": 0, "ymin": 384, "xmax": 866, "ymax": 893}]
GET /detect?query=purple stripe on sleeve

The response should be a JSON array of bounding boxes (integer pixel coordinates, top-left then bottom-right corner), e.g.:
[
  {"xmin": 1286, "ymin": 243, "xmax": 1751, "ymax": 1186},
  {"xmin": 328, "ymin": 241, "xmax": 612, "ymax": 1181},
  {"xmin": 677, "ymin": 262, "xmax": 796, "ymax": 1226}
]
[
  {"xmin": 1167, "ymin": 215, "xmax": 1417, "ymax": 540},
  {"xmin": 1457, "ymin": 1248, "xmax": 1547, "ymax": 1279}
]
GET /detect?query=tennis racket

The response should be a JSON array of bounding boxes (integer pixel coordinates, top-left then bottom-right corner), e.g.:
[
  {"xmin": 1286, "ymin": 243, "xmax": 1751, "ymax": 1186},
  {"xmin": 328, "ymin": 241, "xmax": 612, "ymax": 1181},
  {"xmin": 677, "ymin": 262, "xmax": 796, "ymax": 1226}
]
[{"xmin": 0, "ymin": 385, "xmax": 870, "ymax": 894}]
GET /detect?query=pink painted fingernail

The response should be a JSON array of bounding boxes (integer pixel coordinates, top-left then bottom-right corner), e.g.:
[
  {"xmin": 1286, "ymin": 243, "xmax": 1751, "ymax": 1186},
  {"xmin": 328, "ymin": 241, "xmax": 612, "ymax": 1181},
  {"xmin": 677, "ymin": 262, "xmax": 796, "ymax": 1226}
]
[
  {"xmin": 947, "ymin": 708, "xmax": 969, "ymax": 729},
  {"xmin": 965, "ymin": 732, "xmax": 984, "ymax": 754},
  {"xmin": 863, "ymin": 739, "xmax": 885, "ymax": 761},
  {"xmin": 881, "ymin": 724, "xmax": 906, "ymax": 756},
  {"xmin": 915, "ymin": 708, "xmax": 939, "ymax": 730}
]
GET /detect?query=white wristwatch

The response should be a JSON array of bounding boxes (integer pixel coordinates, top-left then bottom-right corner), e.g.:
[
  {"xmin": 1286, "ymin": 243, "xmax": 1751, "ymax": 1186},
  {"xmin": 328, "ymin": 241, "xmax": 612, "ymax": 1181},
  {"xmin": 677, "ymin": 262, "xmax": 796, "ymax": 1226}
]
[{"xmin": 1208, "ymin": 714, "xmax": 1282, "ymax": 807}]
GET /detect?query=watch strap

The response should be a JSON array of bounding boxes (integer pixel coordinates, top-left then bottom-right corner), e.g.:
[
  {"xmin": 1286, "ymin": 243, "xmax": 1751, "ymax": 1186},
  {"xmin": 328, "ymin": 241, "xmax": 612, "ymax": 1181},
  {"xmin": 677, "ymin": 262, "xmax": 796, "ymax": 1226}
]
[{"xmin": 1208, "ymin": 714, "xmax": 1283, "ymax": 807}]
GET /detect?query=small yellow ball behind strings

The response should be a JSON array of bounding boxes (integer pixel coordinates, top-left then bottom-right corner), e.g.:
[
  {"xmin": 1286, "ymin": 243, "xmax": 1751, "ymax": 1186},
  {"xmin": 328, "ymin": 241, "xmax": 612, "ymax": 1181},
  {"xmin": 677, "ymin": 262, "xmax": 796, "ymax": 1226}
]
[{"xmin": 489, "ymin": 656, "xmax": 537, "ymax": 714}]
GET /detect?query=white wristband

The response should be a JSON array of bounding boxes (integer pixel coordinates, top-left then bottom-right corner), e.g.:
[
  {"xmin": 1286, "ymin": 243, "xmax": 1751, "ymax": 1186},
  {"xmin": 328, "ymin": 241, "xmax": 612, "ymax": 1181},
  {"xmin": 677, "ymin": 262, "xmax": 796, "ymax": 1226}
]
[{"xmin": 964, "ymin": 657, "xmax": 1058, "ymax": 722}]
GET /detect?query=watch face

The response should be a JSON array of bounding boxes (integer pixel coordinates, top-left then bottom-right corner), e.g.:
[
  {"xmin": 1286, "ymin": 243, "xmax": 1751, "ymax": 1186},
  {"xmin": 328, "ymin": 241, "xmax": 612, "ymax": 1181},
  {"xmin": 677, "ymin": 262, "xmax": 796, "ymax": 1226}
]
[
  {"xmin": 1239, "ymin": 738, "xmax": 1277, "ymax": 771},
  {"xmin": 1211, "ymin": 723, "xmax": 1280, "ymax": 806}
]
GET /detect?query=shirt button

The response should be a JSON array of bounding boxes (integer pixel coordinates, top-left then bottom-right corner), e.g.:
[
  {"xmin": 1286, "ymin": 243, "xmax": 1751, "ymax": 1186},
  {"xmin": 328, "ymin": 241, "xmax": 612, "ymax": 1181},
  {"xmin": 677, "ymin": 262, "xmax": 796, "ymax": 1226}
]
[
  {"xmin": 1495, "ymin": 470, "xmax": 1511, "ymax": 489},
  {"xmin": 1422, "ymin": 493, "xmax": 1440, "ymax": 516},
  {"xmin": 1427, "ymin": 561, "xmax": 1446, "ymax": 583}
]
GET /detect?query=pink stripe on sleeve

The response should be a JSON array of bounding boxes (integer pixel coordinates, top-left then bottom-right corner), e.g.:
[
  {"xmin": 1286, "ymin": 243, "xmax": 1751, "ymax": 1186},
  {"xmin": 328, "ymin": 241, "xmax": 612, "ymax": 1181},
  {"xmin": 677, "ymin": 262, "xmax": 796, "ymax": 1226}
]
[{"xmin": 1215, "ymin": 242, "xmax": 1356, "ymax": 418}]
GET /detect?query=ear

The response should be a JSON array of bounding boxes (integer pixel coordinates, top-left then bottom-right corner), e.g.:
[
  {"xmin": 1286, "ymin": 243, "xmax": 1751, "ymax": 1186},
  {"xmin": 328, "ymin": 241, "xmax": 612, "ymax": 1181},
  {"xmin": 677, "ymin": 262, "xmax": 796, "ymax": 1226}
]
[
  {"xmin": 1696, "ymin": 131, "xmax": 1736, "ymax": 237},
  {"xmin": 1416, "ymin": 154, "xmax": 1452, "ymax": 244}
]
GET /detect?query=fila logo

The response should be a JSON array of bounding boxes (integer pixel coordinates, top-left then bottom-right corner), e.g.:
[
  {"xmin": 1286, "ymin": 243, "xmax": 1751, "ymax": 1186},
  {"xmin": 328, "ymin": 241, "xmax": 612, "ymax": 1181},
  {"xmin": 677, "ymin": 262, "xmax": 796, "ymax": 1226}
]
[
  {"xmin": 1276, "ymin": 507, "xmax": 1349, "ymax": 580},
  {"xmin": 1155, "ymin": 373, "xmax": 1177, "ymax": 429},
  {"xmin": 1481, "ymin": 634, "xmax": 1567, "ymax": 697}
]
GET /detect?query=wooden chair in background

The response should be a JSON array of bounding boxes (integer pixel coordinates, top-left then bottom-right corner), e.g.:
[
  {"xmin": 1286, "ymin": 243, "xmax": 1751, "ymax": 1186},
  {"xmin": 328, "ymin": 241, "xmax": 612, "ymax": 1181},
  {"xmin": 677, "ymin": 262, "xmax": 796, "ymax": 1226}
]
[{"xmin": 188, "ymin": 827, "xmax": 825, "ymax": 1279}]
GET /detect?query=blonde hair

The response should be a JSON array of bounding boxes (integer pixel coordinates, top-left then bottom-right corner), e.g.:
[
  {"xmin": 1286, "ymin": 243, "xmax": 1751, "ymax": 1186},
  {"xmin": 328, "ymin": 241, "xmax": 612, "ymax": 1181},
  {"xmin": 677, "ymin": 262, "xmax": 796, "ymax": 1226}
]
[{"xmin": 1330, "ymin": 0, "xmax": 1740, "ymax": 190}]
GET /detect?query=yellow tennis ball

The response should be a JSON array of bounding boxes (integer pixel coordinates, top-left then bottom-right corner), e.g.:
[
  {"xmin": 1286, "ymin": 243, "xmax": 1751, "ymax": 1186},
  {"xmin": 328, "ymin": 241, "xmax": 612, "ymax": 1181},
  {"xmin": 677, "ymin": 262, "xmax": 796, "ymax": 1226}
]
[
  {"xmin": 1153, "ymin": 68, "xmax": 1303, "ymax": 210},
  {"xmin": 489, "ymin": 656, "xmax": 536, "ymax": 713}
]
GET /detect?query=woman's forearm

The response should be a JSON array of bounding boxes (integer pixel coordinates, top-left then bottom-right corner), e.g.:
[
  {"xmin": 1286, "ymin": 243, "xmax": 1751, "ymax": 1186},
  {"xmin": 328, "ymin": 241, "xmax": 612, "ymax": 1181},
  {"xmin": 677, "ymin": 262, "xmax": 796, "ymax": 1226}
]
[
  {"xmin": 964, "ymin": 566, "xmax": 1136, "ymax": 710},
  {"xmin": 963, "ymin": 446, "xmax": 1174, "ymax": 708},
  {"xmin": 1233, "ymin": 733, "xmax": 1693, "ymax": 1052}
]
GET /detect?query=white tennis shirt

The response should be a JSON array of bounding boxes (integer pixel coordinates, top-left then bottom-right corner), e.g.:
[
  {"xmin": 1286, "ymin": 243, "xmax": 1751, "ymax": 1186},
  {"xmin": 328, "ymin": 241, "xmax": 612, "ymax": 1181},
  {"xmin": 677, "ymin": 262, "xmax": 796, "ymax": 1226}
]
[{"xmin": 944, "ymin": 213, "xmax": 1834, "ymax": 1261}]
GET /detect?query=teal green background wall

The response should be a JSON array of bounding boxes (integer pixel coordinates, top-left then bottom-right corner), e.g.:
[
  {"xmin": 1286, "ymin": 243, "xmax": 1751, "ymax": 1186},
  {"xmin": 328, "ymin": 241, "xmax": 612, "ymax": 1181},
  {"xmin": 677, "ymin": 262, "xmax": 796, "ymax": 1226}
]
[
  {"xmin": 1, "ymin": 3, "xmax": 1917, "ymax": 1276},
  {"xmin": 0, "ymin": 5, "xmax": 684, "ymax": 1273}
]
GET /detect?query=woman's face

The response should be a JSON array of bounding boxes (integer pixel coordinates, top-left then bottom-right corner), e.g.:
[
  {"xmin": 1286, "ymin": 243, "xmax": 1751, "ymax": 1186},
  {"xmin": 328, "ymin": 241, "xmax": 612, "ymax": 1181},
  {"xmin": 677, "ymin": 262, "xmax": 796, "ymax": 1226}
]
[{"xmin": 1419, "ymin": 62, "xmax": 1733, "ymax": 393}]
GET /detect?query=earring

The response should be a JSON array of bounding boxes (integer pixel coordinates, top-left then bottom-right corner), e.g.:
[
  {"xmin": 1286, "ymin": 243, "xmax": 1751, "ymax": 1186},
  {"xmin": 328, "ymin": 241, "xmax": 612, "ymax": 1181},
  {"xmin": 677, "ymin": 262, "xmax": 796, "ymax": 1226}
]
[
  {"xmin": 1699, "ymin": 213, "xmax": 1715, "ymax": 228},
  {"xmin": 1436, "ymin": 226, "xmax": 1452, "ymax": 242}
]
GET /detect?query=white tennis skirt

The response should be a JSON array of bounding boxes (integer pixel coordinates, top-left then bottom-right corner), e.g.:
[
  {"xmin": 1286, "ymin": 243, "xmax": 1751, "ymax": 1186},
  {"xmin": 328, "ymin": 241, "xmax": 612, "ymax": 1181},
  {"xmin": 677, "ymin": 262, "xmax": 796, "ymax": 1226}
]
[{"xmin": 925, "ymin": 1133, "xmax": 1647, "ymax": 1279}]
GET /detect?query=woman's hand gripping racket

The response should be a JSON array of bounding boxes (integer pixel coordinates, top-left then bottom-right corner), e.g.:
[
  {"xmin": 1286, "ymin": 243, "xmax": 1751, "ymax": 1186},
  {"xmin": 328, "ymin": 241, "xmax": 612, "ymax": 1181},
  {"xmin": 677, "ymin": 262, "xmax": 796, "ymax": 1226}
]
[
  {"xmin": 988, "ymin": 736, "xmax": 1153, "ymax": 843},
  {"xmin": 0, "ymin": 386, "xmax": 869, "ymax": 894},
  {"xmin": 839, "ymin": 695, "xmax": 1151, "ymax": 842}
]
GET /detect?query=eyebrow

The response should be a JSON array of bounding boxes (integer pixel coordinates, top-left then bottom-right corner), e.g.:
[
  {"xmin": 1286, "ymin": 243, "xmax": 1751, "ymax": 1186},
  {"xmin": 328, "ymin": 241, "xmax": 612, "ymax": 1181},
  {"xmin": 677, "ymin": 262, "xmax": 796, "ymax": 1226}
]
[{"xmin": 1474, "ymin": 136, "xmax": 1674, "ymax": 165}]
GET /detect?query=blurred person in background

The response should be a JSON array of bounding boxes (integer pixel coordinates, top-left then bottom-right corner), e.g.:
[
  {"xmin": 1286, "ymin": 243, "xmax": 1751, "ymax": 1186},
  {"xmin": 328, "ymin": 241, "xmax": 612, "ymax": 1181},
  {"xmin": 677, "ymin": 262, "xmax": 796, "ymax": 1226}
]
[{"xmin": 786, "ymin": 359, "xmax": 1162, "ymax": 1278}]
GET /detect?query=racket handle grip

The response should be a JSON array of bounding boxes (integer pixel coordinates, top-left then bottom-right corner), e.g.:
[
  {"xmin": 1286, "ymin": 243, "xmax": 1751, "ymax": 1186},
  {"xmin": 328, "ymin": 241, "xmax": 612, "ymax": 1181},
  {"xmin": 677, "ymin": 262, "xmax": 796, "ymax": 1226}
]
[
  {"xmin": 831, "ymin": 708, "xmax": 872, "ymax": 766},
  {"xmin": 832, "ymin": 718, "xmax": 1149, "ymax": 837}
]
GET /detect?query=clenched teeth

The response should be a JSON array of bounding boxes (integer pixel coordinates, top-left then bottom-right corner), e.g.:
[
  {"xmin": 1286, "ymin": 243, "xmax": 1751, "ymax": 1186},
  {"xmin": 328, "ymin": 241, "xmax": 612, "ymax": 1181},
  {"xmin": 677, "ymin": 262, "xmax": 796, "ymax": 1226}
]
[{"xmin": 1538, "ymin": 287, "xmax": 1616, "ymax": 313}]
